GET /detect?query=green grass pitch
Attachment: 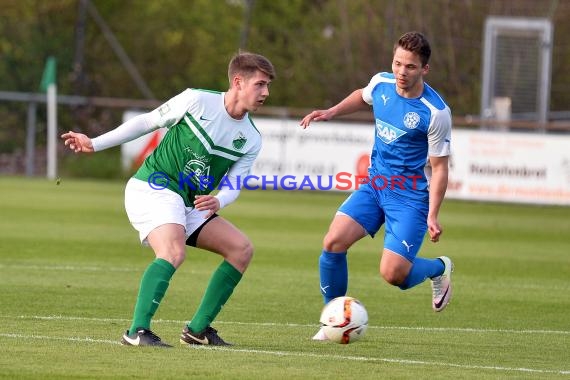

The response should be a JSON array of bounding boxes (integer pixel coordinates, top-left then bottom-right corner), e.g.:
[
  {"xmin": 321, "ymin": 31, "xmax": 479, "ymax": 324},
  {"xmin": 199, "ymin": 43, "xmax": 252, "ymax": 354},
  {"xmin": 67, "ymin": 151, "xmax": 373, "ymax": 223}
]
[{"xmin": 0, "ymin": 176, "xmax": 568, "ymax": 379}]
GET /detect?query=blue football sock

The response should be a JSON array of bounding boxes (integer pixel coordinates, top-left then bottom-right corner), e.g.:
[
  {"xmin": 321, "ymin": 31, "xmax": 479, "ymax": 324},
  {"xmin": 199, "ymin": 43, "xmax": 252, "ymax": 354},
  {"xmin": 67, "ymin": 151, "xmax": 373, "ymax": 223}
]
[
  {"xmin": 319, "ymin": 250, "xmax": 348, "ymax": 304},
  {"xmin": 399, "ymin": 257, "xmax": 444, "ymax": 290}
]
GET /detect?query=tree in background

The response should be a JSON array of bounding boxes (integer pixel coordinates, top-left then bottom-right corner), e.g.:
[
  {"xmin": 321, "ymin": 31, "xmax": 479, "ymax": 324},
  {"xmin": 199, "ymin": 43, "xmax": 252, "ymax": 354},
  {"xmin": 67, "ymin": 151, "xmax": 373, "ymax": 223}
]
[{"xmin": 0, "ymin": 0, "xmax": 568, "ymax": 146}]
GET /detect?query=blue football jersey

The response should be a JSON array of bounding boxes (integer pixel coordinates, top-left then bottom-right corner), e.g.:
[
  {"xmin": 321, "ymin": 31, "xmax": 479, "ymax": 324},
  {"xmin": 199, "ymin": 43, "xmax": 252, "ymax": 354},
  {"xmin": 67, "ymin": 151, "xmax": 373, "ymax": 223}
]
[{"xmin": 362, "ymin": 72, "xmax": 451, "ymax": 201}]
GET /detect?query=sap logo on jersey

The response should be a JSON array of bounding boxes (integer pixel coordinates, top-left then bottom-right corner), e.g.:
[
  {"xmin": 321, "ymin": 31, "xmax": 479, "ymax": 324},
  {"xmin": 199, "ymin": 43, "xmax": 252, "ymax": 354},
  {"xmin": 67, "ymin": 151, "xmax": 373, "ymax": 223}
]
[{"xmin": 375, "ymin": 119, "xmax": 406, "ymax": 144}]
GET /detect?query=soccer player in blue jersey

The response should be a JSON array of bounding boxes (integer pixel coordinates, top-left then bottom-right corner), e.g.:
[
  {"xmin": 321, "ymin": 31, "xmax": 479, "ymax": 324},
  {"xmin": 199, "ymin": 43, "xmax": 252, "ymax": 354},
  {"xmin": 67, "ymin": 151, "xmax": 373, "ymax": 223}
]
[{"xmin": 300, "ymin": 31, "xmax": 453, "ymax": 340}]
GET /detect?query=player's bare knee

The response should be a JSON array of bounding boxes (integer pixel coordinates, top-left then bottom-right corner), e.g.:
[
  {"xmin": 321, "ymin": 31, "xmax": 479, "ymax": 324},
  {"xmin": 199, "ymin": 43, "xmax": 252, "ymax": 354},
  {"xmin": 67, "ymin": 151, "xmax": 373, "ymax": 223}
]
[
  {"xmin": 227, "ymin": 239, "xmax": 254, "ymax": 271},
  {"xmin": 323, "ymin": 233, "xmax": 348, "ymax": 252},
  {"xmin": 241, "ymin": 239, "xmax": 254, "ymax": 264},
  {"xmin": 379, "ymin": 267, "xmax": 406, "ymax": 286},
  {"xmin": 157, "ymin": 248, "xmax": 186, "ymax": 268}
]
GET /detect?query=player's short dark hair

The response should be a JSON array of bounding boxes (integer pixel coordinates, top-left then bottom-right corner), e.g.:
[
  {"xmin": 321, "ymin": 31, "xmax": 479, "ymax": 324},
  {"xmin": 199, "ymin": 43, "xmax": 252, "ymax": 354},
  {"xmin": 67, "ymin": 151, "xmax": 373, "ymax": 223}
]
[
  {"xmin": 394, "ymin": 31, "xmax": 431, "ymax": 67},
  {"xmin": 228, "ymin": 51, "xmax": 276, "ymax": 82}
]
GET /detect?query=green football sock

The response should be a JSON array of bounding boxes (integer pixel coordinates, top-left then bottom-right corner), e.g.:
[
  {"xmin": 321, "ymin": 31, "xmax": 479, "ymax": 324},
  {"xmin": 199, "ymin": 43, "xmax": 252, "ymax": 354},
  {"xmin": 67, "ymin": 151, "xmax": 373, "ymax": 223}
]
[
  {"xmin": 188, "ymin": 260, "xmax": 242, "ymax": 333},
  {"xmin": 129, "ymin": 258, "xmax": 176, "ymax": 335}
]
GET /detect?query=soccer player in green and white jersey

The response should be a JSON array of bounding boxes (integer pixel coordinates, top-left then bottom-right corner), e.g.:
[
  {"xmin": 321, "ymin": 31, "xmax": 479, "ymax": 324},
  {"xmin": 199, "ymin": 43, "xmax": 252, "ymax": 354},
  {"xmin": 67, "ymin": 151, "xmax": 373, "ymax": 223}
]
[{"xmin": 62, "ymin": 52, "xmax": 275, "ymax": 347}]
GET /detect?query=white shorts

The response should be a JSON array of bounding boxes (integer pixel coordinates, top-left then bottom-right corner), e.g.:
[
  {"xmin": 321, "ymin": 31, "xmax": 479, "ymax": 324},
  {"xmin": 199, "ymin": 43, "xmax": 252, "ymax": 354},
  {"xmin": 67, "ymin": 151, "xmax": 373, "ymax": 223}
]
[{"xmin": 124, "ymin": 178, "xmax": 211, "ymax": 245}]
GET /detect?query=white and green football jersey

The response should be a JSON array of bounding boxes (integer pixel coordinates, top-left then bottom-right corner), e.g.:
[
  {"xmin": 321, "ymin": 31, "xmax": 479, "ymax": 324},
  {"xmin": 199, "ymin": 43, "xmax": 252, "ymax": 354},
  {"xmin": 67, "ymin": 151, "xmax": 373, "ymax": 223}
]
[{"xmin": 133, "ymin": 89, "xmax": 262, "ymax": 207}]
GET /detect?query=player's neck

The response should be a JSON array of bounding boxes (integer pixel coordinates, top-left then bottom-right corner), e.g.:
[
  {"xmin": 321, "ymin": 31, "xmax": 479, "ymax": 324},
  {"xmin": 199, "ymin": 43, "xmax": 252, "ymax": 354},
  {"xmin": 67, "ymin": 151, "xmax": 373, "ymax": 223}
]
[
  {"xmin": 223, "ymin": 91, "xmax": 247, "ymax": 120},
  {"xmin": 396, "ymin": 81, "xmax": 424, "ymax": 99}
]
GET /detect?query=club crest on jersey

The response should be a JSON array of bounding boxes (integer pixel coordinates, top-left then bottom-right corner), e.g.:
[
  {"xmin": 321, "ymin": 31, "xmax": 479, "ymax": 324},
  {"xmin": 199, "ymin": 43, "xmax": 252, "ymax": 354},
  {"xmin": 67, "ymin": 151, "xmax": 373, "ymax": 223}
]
[
  {"xmin": 232, "ymin": 132, "xmax": 247, "ymax": 150},
  {"xmin": 375, "ymin": 119, "xmax": 406, "ymax": 144},
  {"xmin": 403, "ymin": 112, "xmax": 420, "ymax": 129}
]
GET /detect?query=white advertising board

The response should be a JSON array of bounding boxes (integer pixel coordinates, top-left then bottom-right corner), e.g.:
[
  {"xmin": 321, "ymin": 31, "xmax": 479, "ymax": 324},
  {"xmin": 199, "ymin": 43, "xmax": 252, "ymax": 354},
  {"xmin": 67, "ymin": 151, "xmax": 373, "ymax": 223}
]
[{"xmin": 446, "ymin": 131, "xmax": 570, "ymax": 205}]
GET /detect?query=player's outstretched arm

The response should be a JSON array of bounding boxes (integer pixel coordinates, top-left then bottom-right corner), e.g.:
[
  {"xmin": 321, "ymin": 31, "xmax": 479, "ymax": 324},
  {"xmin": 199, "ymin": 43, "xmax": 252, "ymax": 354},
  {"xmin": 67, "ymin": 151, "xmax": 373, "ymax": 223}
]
[
  {"xmin": 63, "ymin": 112, "xmax": 160, "ymax": 153},
  {"xmin": 300, "ymin": 89, "xmax": 369, "ymax": 129},
  {"xmin": 300, "ymin": 109, "xmax": 334, "ymax": 129},
  {"xmin": 61, "ymin": 131, "xmax": 94, "ymax": 153}
]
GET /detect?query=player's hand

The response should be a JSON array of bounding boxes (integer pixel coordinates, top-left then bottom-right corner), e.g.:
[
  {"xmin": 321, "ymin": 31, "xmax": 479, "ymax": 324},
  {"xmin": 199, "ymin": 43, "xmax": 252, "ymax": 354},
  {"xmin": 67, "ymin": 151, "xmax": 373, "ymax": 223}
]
[
  {"xmin": 61, "ymin": 131, "xmax": 94, "ymax": 153},
  {"xmin": 300, "ymin": 109, "xmax": 333, "ymax": 129},
  {"xmin": 194, "ymin": 195, "xmax": 220, "ymax": 219},
  {"xmin": 427, "ymin": 217, "xmax": 443, "ymax": 243}
]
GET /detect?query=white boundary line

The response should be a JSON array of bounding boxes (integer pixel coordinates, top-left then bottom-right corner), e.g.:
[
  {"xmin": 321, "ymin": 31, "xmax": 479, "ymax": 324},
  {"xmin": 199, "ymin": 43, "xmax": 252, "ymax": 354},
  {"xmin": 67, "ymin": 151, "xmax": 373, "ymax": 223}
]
[
  {"xmin": 190, "ymin": 346, "xmax": 570, "ymax": 375},
  {"xmin": 0, "ymin": 332, "xmax": 567, "ymax": 375},
  {"xmin": 0, "ymin": 264, "xmax": 139, "ymax": 273},
  {"xmin": 1, "ymin": 314, "xmax": 568, "ymax": 335},
  {"xmin": 0, "ymin": 333, "xmax": 120, "ymax": 345}
]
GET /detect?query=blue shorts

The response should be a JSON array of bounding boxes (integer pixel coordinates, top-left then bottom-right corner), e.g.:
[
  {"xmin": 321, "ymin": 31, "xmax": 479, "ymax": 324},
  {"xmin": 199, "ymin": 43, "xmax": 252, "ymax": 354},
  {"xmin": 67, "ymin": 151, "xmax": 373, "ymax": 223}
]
[{"xmin": 337, "ymin": 182, "xmax": 428, "ymax": 261}]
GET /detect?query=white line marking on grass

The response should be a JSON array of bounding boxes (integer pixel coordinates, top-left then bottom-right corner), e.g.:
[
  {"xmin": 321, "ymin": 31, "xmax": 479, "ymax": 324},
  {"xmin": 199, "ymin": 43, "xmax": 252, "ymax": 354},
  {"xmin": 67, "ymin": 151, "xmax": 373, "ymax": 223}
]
[
  {"xmin": 4, "ymin": 315, "xmax": 132, "ymax": 323},
  {"xmin": 189, "ymin": 346, "xmax": 570, "ymax": 376},
  {"xmin": 371, "ymin": 325, "xmax": 570, "ymax": 335},
  {"xmin": 0, "ymin": 333, "xmax": 120, "ymax": 345},
  {"xmin": 2, "ymin": 314, "xmax": 569, "ymax": 335},
  {"xmin": 214, "ymin": 321, "xmax": 570, "ymax": 335},
  {"xmin": 3, "ymin": 331, "xmax": 566, "ymax": 375},
  {"xmin": 0, "ymin": 263, "xmax": 139, "ymax": 272}
]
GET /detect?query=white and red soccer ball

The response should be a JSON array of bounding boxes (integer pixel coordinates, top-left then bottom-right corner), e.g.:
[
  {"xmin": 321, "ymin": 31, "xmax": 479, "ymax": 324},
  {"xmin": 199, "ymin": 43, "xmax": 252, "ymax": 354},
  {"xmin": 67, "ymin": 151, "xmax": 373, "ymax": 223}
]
[{"xmin": 319, "ymin": 296, "xmax": 368, "ymax": 344}]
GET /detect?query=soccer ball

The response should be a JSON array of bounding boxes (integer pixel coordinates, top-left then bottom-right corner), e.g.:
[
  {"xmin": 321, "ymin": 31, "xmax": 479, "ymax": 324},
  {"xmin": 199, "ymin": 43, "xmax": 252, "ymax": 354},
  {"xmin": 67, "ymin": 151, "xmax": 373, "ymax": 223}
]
[{"xmin": 319, "ymin": 296, "xmax": 368, "ymax": 344}]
